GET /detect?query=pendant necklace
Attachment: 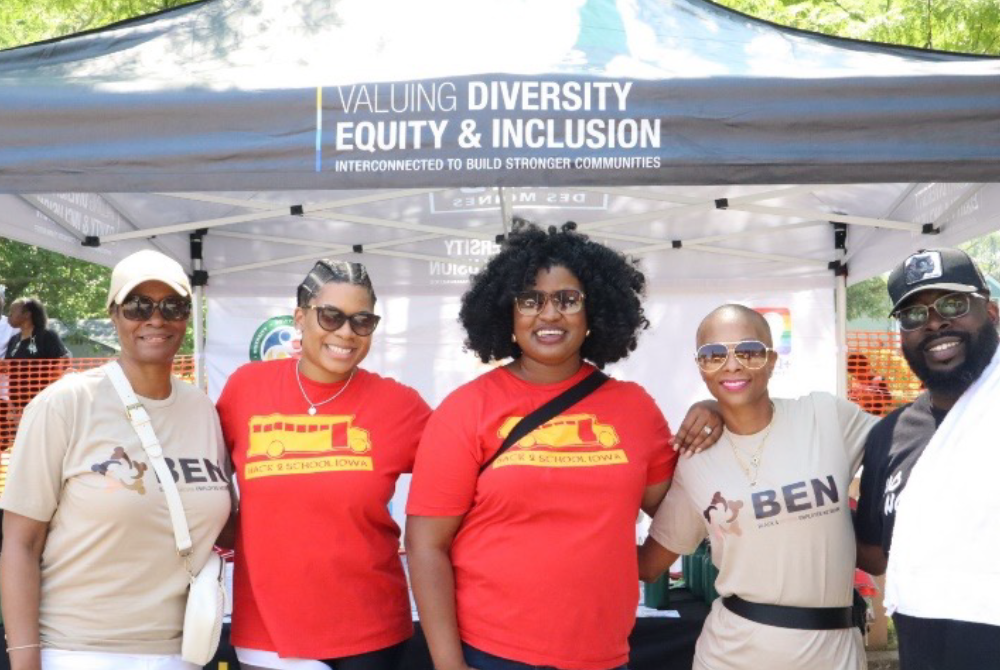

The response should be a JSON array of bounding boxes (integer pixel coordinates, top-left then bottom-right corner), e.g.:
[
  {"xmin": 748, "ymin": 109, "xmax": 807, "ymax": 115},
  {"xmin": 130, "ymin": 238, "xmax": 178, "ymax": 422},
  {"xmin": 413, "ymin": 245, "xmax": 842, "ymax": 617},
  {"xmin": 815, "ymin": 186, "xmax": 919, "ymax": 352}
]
[
  {"xmin": 725, "ymin": 403, "xmax": 776, "ymax": 487},
  {"xmin": 295, "ymin": 363, "xmax": 355, "ymax": 416}
]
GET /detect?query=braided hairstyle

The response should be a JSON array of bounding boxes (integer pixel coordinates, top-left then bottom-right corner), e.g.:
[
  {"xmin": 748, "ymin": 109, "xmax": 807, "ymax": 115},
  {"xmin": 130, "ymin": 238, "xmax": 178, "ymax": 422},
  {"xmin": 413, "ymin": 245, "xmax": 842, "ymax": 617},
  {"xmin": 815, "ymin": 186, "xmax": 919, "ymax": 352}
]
[{"xmin": 297, "ymin": 260, "xmax": 377, "ymax": 307}]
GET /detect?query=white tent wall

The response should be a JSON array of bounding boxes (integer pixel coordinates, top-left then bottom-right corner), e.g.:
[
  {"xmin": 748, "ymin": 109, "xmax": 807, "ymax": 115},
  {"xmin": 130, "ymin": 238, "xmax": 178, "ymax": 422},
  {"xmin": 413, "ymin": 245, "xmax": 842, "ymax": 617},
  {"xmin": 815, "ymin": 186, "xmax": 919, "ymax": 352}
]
[
  {"xmin": 208, "ymin": 282, "xmax": 836, "ymax": 535},
  {"xmin": 205, "ymin": 280, "xmax": 836, "ymax": 411}
]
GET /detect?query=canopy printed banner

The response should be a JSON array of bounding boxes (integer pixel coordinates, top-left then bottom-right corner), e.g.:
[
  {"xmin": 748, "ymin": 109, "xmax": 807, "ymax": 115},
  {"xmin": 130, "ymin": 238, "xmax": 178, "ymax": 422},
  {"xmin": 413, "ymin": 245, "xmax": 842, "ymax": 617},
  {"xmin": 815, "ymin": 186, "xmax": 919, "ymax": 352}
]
[{"xmin": 2, "ymin": 0, "xmax": 999, "ymax": 193}]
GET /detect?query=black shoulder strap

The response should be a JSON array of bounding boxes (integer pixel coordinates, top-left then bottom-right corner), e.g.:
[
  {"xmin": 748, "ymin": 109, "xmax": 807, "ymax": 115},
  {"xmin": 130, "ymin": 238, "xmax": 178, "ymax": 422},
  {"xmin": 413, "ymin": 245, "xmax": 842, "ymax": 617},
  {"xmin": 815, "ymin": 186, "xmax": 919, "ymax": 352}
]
[{"xmin": 479, "ymin": 370, "xmax": 610, "ymax": 475}]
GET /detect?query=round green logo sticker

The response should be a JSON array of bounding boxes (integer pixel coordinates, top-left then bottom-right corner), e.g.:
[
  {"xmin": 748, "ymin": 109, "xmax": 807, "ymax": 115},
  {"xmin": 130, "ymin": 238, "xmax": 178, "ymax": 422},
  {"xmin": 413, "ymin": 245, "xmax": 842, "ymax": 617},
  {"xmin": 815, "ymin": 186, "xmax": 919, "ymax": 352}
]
[{"xmin": 248, "ymin": 316, "xmax": 301, "ymax": 361}]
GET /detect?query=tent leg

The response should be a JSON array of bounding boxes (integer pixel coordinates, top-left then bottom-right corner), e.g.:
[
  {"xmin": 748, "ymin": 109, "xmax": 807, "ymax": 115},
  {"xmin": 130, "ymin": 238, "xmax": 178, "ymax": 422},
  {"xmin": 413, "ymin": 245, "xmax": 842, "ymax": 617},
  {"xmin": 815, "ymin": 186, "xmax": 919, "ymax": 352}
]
[
  {"xmin": 193, "ymin": 285, "xmax": 206, "ymax": 390},
  {"xmin": 836, "ymin": 273, "xmax": 848, "ymax": 398},
  {"xmin": 189, "ymin": 230, "xmax": 208, "ymax": 391}
]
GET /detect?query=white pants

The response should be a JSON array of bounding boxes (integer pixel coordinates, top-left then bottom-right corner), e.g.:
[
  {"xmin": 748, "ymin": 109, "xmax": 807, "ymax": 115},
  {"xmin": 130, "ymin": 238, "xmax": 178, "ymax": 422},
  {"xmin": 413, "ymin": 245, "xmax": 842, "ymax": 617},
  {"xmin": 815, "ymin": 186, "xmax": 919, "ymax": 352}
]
[
  {"xmin": 236, "ymin": 646, "xmax": 329, "ymax": 669},
  {"xmin": 41, "ymin": 648, "xmax": 199, "ymax": 670}
]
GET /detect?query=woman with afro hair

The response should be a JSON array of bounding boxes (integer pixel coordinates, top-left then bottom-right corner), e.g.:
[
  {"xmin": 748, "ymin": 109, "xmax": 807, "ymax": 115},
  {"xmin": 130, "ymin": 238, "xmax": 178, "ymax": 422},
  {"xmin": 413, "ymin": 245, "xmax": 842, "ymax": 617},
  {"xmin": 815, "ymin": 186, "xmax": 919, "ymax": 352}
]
[{"xmin": 406, "ymin": 220, "xmax": 720, "ymax": 670}]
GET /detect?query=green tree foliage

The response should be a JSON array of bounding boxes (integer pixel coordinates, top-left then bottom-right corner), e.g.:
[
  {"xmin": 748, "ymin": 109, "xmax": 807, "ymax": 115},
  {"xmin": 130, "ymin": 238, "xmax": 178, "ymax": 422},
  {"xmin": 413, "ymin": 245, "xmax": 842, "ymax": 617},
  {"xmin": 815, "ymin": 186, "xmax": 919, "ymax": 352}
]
[
  {"xmin": 0, "ymin": 0, "xmax": 198, "ymax": 50},
  {"xmin": 846, "ymin": 274, "xmax": 892, "ymax": 321},
  {"xmin": 0, "ymin": 238, "xmax": 110, "ymax": 321},
  {"xmin": 961, "ymin": 232, "xmax": 1000, "ymax": 278},
  {"xmin": 716, "ymin": 0, "xmax": 1000, "ymax": 55}
]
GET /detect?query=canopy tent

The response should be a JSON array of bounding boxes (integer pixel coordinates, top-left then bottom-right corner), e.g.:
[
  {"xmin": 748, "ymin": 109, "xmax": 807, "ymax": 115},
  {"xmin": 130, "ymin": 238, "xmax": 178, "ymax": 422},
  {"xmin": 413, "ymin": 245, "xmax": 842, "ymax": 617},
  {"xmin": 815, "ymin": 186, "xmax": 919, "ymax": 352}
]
[{"xmin": 1, "ymin": 0, "xmax": 999, "ymax": 410}]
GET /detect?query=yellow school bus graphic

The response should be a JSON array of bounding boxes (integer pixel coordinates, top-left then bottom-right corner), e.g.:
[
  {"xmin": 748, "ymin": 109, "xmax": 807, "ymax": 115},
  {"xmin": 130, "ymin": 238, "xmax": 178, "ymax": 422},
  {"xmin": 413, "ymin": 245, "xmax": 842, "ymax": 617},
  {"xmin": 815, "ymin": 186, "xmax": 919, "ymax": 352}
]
[
  {"xmin": 497, "ymin": 414, "xmax": 619, "ymax": 449},
  {"xmin": 248, "ymin": 414, "xmax": 371, "ymax": 459}
]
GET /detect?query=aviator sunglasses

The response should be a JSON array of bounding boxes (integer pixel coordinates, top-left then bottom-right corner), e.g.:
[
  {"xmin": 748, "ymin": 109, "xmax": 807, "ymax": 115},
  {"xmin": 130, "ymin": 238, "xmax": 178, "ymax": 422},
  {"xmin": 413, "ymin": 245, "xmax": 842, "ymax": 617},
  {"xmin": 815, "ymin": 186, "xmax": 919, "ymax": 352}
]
[
  {"xmin": 304, "ymin": 304, "xmax": 381, "ymax": 336},
  {"xmin": 695, "ymin": 340, "xmax": 773, "ymax": 373},
  {"xmin": 893, "ymin": 292, "xmax": 984, "ymax": 332},
  {"xmin": 119, "ymin": 295, "xmax": 192, "ymax": 322},
  {"xmin": 514, "ymin": 289, "xmax": 586, "ymax": 316}
]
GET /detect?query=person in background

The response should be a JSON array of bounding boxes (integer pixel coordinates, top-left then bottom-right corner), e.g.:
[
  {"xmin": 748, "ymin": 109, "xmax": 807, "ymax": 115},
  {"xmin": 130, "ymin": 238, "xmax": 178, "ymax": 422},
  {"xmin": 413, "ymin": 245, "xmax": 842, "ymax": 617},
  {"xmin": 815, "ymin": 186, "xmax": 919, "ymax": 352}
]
[
  {"xmin": 639, "ymin": 304, "xmax": 877, "ymax": 670},
  {"xmin": 2, "ymin": 297, "xmax": 70, "ymax": 446},
  {"xmin": 4, "ymin": 297, "xmax": 68, "ymax": 360},
  {"xmin": 406, "ymin": 220, "xmax": 721, "ymax": 670},
  {"xmin": 0, "ymin": 249, "xmax": 232, "ymax": 670},
  {"xmin": 0, "ymin": 286, "xmax": 15, "ymax": 358},
  {"xmin": 847, "ymin": 352, "xmax": 893, "ymax": 416},
  {"xmin": 0, "ymin": 285, "xmax": 15, "ymax": 447},
  {"xmin": 855, "ymin": 248, "xmax": 1000, "ymax": 669},
  {"xmin": 217, "ymin": 259, "xmax": 432, "ymax": 670}
]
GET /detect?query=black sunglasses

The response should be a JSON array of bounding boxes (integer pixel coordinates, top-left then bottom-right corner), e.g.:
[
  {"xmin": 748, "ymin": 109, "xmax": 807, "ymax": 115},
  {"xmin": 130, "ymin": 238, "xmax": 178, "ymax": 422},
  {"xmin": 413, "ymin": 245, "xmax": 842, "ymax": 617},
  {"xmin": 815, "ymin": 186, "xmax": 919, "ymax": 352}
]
[
  {"xmin": 695, "ymin": 340, "xmax": 773, "ymax": 373},
  {"xmin": 304, "ymin": 304, "xmax": 381, "ymax": 336},
  {"xmin": 514, "ymin": 289, "xmax": 586, "ymax": 316},
  {"xmin": 119, "ymin": 295, "xmax": 192, "ymax": 322}
]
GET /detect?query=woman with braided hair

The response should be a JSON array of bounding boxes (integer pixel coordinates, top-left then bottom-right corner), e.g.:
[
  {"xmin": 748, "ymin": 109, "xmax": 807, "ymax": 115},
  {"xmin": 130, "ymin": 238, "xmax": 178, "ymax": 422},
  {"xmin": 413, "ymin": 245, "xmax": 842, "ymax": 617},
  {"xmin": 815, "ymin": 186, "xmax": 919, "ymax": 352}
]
[{"xmin": 217, "ymin": 259, "xmax": 431, "ymax": 670}]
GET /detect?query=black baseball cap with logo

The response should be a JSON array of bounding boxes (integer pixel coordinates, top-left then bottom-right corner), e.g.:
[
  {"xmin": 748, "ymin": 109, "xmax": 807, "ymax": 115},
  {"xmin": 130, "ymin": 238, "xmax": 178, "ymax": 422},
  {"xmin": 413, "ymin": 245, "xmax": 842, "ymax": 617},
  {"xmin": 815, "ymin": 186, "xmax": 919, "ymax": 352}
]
[{"xmin": 887, "ymin": 248, "xmax": 988, "ymax": 314}]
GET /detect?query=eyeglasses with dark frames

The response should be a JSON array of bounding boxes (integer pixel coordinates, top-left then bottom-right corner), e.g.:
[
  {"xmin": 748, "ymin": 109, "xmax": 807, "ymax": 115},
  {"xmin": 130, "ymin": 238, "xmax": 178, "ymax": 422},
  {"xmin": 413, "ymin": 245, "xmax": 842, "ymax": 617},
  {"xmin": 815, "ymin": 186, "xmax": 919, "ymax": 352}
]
[
  {"xmin": 304, "ymin": 304, "xmax": 381, "ymax": 336},
  {"xmin": 893, "ymin": 292, "xmax": 984, "ymax": 332}
]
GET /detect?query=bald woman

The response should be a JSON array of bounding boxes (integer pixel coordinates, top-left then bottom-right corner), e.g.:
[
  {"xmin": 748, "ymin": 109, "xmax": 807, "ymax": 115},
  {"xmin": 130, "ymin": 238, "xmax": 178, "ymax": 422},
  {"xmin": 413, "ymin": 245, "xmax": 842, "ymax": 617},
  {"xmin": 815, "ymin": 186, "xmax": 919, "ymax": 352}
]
[{"xmin": 639, "ymin": 305, "xmax": 877, "ymax": 670}]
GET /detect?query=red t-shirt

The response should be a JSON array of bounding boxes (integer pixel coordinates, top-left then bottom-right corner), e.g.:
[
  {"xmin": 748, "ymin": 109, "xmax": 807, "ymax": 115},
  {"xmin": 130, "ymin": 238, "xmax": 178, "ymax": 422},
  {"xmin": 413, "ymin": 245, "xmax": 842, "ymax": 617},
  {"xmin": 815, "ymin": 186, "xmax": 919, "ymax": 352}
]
[
  {"xmin": 406, "ymin": 364, "xmax": 676, "ymax": 670},
  {"xmin": 217, "ymin": 359, "xmax": 431, "ymax": 658}
]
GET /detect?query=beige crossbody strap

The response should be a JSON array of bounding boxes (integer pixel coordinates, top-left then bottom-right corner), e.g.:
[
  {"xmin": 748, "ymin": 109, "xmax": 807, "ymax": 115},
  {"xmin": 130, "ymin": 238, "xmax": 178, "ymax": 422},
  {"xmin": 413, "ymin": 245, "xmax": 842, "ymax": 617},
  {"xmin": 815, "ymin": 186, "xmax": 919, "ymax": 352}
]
[{"xmin": 104, "ymin": 361, "xmax": 193, "ymax": 556}]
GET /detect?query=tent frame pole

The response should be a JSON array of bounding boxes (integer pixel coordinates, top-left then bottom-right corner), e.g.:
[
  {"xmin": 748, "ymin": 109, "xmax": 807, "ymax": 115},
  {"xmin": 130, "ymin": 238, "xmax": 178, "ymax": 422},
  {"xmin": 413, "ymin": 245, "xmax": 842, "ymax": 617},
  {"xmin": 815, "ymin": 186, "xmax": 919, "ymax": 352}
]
[
  {"xmin": 189, "ymin": 230, "xmax": 208, "ymax": 391},
  {"xmin": 193, "ymin": 285, "xmax": 206, "ymax": 390},
  {"xmin": 836, "ymin": 273, "xmax": 848, "ymax": 398}
]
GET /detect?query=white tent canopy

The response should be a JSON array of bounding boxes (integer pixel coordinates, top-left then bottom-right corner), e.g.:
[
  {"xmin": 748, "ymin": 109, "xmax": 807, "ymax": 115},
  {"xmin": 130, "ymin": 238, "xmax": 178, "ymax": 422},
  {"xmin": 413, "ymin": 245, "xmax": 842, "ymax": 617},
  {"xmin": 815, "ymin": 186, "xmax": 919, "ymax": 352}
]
[{"xmin": 1, "ymin": 0, "xmax": 999, "ymax": 405}]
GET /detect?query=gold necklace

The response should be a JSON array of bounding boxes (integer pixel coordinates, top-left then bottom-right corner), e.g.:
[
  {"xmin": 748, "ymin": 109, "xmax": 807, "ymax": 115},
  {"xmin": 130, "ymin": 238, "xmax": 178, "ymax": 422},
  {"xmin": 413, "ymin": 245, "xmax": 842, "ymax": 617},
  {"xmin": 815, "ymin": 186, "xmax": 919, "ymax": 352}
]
[{"xmin": 725, "ymin": 404, "xmax": 776, "ymax": 487}]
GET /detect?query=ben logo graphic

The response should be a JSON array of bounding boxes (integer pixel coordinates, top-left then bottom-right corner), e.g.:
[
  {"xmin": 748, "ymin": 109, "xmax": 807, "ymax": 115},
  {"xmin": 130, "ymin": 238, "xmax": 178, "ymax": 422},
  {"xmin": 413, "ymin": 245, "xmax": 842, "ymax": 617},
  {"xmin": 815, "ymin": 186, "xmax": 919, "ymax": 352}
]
[
  {"xmin": 248, "ymin": 316, "xmax": 301, "ymax": 361},
  {"xmin": 904, "ymin": 251, "xmax": 943, "ymax": 285},
  {"xmin": 91, "ymin": 447, "xmax": 148, "ymax": 494},
  {"xmin": 491, "ymin": 413, "xmax": 626, "ymax": 469},
  {"xmin": 91, "ymin": 448, "xmax": 230, "ymax": 494},
  {"xmin": 703, "ymin": 491, "xmax": 744, "ymax": 537},
  {"xmin": 751, "ymin": 475, "xmax": 840, "ymax": 527},
  {"xmin": 245, "ymin": 413, "xmax": 374, "ymax": 479}
]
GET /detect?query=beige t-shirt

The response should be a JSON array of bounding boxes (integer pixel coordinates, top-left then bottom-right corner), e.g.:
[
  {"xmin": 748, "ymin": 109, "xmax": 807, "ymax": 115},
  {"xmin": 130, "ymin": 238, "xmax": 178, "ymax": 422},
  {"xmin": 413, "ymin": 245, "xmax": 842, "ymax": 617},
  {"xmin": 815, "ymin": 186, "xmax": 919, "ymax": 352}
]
[
  {"xmin": 0, "ymin": 369, "xmax": 232, "ymax": 654},
  {"xmin": 650, "ymin": 393, "xmax": 877, "ymax": 670}
]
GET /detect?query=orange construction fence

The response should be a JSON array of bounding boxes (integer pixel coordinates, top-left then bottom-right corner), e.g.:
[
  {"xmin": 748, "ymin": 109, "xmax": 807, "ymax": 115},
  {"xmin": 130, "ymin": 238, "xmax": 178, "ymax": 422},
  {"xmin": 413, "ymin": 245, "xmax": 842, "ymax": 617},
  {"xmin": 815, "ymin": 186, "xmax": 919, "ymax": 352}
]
[
  {"xmin": 0, "ymin": 356, "xmax": 195, "ymax": 495},
  {"xmin": 845, "ymin": 331, "xmax": 922, "ymax": 416},
  {"xmin": 0, "ymin": 336, "xmax": 922, "ymax": 496}
]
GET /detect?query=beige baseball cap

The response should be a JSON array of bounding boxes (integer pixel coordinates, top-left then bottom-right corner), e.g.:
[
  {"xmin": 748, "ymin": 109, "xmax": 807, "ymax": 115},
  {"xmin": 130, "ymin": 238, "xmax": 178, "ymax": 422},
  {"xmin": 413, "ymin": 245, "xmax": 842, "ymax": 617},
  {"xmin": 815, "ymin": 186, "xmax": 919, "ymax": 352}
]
[{"xmin": 107, "ymin": 250, "xmax": 192, "ymax": 309}]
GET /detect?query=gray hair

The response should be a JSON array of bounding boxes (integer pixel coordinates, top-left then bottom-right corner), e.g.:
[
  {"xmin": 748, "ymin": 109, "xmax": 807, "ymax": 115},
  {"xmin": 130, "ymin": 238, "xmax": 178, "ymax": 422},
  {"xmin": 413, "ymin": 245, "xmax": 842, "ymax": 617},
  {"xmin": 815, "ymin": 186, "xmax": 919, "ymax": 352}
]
[{"xmin": 297, "ymin": 260, "xmax": 376, "ymax": 307}]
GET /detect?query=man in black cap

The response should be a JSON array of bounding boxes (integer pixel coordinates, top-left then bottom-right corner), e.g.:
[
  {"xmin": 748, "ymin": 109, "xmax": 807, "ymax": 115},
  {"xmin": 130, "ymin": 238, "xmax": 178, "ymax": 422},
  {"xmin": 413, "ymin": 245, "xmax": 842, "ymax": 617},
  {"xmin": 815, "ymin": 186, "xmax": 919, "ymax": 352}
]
[{"xmin": 855, "ymin": 248, "xmax": 1000, "ymax": 669}]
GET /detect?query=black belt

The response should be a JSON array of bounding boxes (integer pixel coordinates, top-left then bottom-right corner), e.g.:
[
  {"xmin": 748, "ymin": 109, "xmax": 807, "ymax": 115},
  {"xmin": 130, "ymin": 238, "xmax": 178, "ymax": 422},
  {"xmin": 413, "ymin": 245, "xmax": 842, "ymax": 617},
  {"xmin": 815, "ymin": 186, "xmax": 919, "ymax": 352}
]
[{"xmin": 722, "ymin": 595, "xmax": 855, "ymax": 630}]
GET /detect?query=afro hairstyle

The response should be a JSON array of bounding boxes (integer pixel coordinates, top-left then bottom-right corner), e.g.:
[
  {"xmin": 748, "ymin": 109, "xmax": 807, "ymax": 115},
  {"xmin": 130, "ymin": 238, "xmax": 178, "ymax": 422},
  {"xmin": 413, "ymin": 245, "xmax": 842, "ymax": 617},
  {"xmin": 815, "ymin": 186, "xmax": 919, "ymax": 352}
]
[{"xmin": 459, "ymin": 219, "xmax": 648, "ymax": 368}]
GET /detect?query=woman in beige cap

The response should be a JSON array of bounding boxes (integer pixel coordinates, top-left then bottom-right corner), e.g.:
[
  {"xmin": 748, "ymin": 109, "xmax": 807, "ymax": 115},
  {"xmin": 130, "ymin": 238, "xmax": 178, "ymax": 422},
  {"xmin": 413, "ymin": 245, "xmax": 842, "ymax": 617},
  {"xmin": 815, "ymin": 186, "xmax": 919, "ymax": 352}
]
[{"xmin": 0, "ymin": 249, "xmax": 233, "ymax": 670}]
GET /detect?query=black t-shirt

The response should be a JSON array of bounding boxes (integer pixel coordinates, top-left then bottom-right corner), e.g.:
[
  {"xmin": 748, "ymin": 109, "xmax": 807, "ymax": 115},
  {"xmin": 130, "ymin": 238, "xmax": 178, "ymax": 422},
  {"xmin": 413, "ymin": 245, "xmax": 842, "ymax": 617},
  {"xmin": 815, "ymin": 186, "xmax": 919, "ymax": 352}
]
[
  {"xmin": 855, "ymin": 392, "xmax": 948, "ymax": 555},
  {"xmin": 4, "ymin": 329, "xmax": 68, "ymax": 359}
]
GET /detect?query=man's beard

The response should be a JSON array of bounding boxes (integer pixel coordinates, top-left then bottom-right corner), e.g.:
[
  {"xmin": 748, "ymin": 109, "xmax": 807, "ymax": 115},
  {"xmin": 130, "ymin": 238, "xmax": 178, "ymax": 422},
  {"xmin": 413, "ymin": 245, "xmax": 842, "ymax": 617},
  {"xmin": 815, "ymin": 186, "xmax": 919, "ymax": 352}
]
[{"xmin": 903, "ymin": 322, "xmax": 1000, "ymax": 397}]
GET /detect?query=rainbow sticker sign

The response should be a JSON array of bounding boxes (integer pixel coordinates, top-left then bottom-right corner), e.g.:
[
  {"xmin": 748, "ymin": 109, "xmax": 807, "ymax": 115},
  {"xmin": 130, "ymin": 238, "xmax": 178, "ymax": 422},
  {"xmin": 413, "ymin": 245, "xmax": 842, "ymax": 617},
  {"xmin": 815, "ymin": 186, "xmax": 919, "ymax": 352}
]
[{"xmin": 754, "ymin": 307, "xmax": 792, "ymax": 355}]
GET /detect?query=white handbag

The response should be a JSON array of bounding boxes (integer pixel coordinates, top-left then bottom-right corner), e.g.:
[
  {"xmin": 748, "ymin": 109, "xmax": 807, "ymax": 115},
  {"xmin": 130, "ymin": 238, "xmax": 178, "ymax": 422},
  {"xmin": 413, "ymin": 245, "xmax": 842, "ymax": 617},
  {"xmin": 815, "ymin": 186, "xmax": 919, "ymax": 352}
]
[{"xmin": 105, "ymin": 362, "xmax": 227, "ymax": 666}]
